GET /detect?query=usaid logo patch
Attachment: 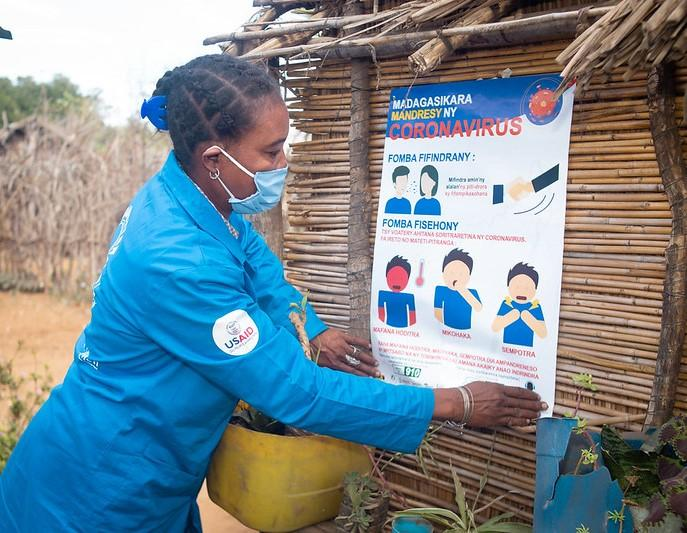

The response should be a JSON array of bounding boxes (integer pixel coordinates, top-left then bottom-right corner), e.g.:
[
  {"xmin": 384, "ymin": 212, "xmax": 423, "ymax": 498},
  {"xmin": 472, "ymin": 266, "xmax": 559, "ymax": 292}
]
[{"xmin": 212, "ymin": 309, "xmax": 259, "ymax": 356}]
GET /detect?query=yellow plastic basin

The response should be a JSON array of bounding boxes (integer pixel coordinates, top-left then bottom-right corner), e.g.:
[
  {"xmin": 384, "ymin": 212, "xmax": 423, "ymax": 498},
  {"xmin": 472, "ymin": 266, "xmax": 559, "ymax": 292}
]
[{"xmin": 206, "ymin": 424, "xmax": 372, "ymax": 532}]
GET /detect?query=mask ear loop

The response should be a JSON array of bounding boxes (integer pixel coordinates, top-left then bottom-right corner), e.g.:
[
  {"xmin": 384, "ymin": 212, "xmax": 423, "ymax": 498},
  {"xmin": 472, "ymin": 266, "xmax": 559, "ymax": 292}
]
[
  {"xmin": 213, "ymin": 146, "xmax": 256, "ymax": 179},
  {"xmin": 209, "ymin": 168, "xmax": 237, "ymax": 201}
]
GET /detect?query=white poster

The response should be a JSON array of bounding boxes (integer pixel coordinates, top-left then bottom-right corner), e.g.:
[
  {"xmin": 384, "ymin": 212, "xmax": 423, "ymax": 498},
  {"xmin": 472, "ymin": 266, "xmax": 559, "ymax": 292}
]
[{"xmin": 370, "ymin": 75, "xmax": 575, "ymax": 414}]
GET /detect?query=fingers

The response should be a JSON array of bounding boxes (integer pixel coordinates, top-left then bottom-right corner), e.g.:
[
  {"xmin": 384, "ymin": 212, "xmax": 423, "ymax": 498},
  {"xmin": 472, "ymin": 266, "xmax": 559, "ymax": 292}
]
[
  {"xmin": 502, "ymin": 417, "xmax": 532, "ymax": 427},
  {"xmin": 349, "ymin": 348, "xmax": 377, "ymax": 367},
  {"xmin": 344, "ymin": 366, "xmax": 370, "ymax": 378},
  {"xmin": 341, "ymin": 334, "xmax": 377, "ymax": 367},
  {"xmin": 354, "ymin": 362, "xmax": 380, "ymax": 378},
  {"xmin": 506, "ymin": 398, "xmax": 547, "ymax": 416},
  {"xmin": 334, "ymin": 358, "xmax": 378, "ymax": 378},
  {"xmin": 342, "ymin": 333, "xmax": 372, "ymax": 350},
  {"xmin": 502, "ymin": 384, "xmax": 541, "ymax": 401},
  {"xmin": 463, "ymin": 381, "xmax": 548, "ymax": 428}
]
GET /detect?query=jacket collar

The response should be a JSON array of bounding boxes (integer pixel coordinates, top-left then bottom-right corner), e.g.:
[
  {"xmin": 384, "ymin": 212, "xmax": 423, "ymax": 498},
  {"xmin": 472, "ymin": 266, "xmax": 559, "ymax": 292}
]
[{"xmin": 159, "ymin": 151, "xmax": 246, "ymax": 264}]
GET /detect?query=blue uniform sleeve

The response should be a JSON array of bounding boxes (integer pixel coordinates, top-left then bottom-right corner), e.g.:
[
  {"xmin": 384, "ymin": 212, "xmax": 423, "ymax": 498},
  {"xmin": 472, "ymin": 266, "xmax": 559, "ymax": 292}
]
[
  {"xmin": 497, "ymin": 300, "xmax": 510, "ymax": 316},
  {"xmin": 141, "ymin": 265, "xmax": 434, "ymax": 453},
  {"xmin": 240, "ymin": 218, "xmax": 327, "ymax": 341},
  {"xmin": 470, "ymin": 289, "xmax": 481, "ymax": 303}
]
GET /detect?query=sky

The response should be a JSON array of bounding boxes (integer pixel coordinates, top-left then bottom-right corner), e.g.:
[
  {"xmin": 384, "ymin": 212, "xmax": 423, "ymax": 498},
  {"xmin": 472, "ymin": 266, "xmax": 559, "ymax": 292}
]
[{"xmin": 1, "ymin": 0, "xmax": 260, "ymax": 125}]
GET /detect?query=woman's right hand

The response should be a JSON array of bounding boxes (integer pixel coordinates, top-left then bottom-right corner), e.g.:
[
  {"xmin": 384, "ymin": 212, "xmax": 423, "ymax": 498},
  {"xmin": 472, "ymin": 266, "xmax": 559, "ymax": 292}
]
[{"xmin": 433, "ymin": 382, "xmax": 547, "ymax": 428}]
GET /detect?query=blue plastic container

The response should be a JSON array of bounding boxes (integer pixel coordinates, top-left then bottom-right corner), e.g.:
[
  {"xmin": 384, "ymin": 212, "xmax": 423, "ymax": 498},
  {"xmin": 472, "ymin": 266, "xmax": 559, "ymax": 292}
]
[
  {"xmin": 534, "ymin": 417, "xmax": 633, "ymax": 532},
  {"xmin": 392, "ymin": 516, "xmax": 433, "ymax": 533}
]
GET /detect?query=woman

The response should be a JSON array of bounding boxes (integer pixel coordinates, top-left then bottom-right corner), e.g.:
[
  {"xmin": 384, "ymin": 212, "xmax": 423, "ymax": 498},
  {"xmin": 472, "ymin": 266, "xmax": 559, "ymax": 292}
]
[
  {"xmin": 414, "ymin": 164, "xmax": 442, "ymax": 215},
  {"xmin": 0, "ymin": 55, "xmax": 545, "ymax": 532}
]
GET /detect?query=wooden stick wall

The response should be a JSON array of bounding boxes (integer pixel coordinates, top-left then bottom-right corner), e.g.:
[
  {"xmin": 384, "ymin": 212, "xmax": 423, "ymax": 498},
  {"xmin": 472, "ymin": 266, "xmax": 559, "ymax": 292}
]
[{"xmin": 281, "ymin": 41, "xmax": 687, "ymax": 519}]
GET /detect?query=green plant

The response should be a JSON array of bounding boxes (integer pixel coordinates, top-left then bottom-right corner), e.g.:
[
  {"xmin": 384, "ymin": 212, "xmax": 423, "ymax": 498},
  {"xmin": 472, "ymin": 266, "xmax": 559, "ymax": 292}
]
[
  {"xmin": 572, "ymin": 417, "xmax": 588, "ymax": 435},
  {"xmin": 601, "ymin": 415, "xmax": 687, "ymax": 531},
  {"xmin": 394, "ymin": 466, "xmax": 531, "ymax": 532},
  {"xmin": 571, "ymin": 373, "xmax": 598, "ymax": 418},
  {"xmin": 336, "ymin": 471, "xmax": 389, "ymax": 533},
  {"xmin": 608, "ymin": 509, "xmax": 626, "ymax": 530},
  {"xmin": 0, "ymin": 346, "xmax": 52, "ymax": 472},
  {"xmin": 575, "ymin": 525, "xmax": 590, "ymax": 533},
  {"xmin": 573, "ymin": 446, "xmax": 599, "ymax": 476}
]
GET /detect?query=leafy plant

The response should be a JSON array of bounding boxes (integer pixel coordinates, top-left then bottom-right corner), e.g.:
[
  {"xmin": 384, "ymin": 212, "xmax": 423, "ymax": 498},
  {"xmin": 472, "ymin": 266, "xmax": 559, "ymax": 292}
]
[
  {"xmin": 601, "ymin": 415, "xmax": 687, "ymax": 531},
  {"xmin": 572, "ymin": 417, "xmax": 588, "ymax": 435},
  {"xmin": 571, "ymin": 373, "xmax": 598, "ymax": 418},
  {"xmin": 394, "ymin": 466, "xmax": 530, "ymax": 532},
  {"xmin": 608, "ymin": 508, "xmax": 626, "ymax": 531},
  {"xmin": 335, "ymin": 471, "xmax": 389, "ymax": 533},
  {"xmin": 574, "ymin": 447, "xmax": 599, "ymax": 476},
  {"xmin": 0, "ymin": 345, "xmax": 52, "ymax": 472}
]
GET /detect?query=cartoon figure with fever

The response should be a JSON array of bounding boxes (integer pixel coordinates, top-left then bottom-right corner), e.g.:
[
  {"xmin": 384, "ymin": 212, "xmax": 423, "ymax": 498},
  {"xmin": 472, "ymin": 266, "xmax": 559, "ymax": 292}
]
[
  {"xmin": 492, "ymin": 262, "xmax": 547, "ymax": 347},
  {"xmin": 378, "ymin": 256, "xmax": 416, "ymax": 328}
]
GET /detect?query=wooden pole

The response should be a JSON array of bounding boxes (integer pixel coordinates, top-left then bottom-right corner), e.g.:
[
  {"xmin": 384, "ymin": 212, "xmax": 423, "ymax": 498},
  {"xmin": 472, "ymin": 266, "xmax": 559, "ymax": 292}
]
[
  {"xmin": 644, "ymin": 63, "xmax": 687, "ymax": 428},
  {"xmin": 408, "ymin": 0, "xmax": 516, "ymax": 76},
  {"xmin": 346, "ymin": 0, "xmax": 372, "ymax": 338},
  {"xmin": 240, "ymin": 7, "xmax": 612, "ymax": 61}
]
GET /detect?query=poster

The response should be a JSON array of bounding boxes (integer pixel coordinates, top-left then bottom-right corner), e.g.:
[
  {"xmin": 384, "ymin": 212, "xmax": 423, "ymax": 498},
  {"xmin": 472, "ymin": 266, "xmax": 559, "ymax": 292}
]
[{"xmin": 370, "ymin": 74, "xmax": 575, "ymax": 414}]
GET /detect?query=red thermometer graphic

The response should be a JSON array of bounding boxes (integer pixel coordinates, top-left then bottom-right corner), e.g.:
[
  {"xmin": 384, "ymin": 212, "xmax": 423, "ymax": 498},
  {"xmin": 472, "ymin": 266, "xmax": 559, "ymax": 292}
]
[{"xmin": 415, "ymin": 259, "xmax": 425, "ymax": 287}]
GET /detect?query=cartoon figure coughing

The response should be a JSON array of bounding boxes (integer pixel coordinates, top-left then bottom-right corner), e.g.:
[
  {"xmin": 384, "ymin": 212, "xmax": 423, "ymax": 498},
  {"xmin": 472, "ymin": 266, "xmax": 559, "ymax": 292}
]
[
  {"xmin": 434, "ymin": 249, "xmax": 482, "ymax": 330},
  {"xmin": 492, "ymin": 262, "xmax": 547, "ymax": 347},
  {"xmin": 384, "ymin": 165, "xmax": 412, "ymax": 214},
  {"xmin": 378, "ymin": 255, "xmax": 416, "ymax": 328}
]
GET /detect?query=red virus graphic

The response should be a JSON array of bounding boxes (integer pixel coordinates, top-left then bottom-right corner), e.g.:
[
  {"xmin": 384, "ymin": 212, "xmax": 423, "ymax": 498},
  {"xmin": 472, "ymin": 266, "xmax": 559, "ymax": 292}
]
[{"xmin": 528, "ymin": 87, "xmax": 556, "ymax": 118}]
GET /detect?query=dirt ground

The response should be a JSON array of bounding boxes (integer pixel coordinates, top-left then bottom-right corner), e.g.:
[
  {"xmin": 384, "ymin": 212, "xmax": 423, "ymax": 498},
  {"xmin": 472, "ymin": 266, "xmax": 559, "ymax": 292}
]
[{"xmin": 0, "ymin": 292, "xmax": 256, "ymax": 533}]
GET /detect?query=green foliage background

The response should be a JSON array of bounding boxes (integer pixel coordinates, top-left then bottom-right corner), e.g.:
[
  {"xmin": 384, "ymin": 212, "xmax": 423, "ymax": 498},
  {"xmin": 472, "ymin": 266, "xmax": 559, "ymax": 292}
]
[{"xmin": 0, "ymin": 75, "xmax": 97, "ymax": 124}]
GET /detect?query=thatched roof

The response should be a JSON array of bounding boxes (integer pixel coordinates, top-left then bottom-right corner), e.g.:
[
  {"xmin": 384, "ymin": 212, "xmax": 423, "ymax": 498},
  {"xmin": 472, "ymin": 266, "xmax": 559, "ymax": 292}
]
[
  {"xmin": 204, "ymin": 1, "xmax": 609, "ymax": 75},
  {"xmin": 205, "ymin": 1, "xmax": 686, "ymax": 86},
  {"xmin": 558, "ymin": 0, "xmax": 687, "ymax": 91}
]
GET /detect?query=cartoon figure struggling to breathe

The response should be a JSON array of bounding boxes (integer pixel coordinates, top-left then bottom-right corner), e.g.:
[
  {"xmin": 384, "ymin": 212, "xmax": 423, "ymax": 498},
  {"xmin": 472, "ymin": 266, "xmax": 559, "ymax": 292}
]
[
  {"xmin": 434, "ymin": 248, "xmax": 482, "ymax": 330},
  {"xmin": 378, "ymin": 255, "xmax": 416, "ymax": 328},
  {"xmin": 492, "ymin": 262, "xmax": 547, "ymax": 348},
  {"xmin": 384, "ymin": 165, "xmax": 412, "ymax": 214}
]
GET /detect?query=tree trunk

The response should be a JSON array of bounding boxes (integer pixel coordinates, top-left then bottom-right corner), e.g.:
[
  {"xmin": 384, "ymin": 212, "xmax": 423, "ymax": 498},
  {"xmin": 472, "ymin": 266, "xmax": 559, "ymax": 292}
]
[
  {"xmin": 644, "ymin": 63, "xmax": 687, "ymax": 428},
  {"xmin": 346, "ymin": 0, "xmax": 372, "ymax": 339}
]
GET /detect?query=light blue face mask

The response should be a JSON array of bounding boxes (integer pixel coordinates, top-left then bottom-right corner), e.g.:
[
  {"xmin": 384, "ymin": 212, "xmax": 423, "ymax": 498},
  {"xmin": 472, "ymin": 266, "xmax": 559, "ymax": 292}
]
[{"xmin": 210, "ymin": 145, "xmax": 287, "ymax": 214}]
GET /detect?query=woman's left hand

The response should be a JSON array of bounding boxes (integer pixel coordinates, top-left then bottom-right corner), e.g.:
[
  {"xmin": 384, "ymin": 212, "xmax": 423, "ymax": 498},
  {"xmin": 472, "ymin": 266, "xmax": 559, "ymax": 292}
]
[{"xmin": 311, "ymin": 329, "xmax": 381, "ymax": 378}]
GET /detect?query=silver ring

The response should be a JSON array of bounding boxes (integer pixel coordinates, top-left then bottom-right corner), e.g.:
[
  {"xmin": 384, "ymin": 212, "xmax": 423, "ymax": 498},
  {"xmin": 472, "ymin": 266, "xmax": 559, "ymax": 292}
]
[
  {"xmin": 351, "ymin": 346, "xmax": 360, "ymax": 355},
  {"xmin": 345, "ymin": 354, "xmax": 361, "ymax": 367}
]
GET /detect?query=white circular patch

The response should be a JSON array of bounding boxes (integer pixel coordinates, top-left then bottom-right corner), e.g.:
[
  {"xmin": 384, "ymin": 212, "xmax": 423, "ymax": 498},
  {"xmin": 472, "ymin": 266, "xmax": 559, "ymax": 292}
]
[{"xmin": 212, "ymin": 309, "xmax": 259, "ymax": 356}]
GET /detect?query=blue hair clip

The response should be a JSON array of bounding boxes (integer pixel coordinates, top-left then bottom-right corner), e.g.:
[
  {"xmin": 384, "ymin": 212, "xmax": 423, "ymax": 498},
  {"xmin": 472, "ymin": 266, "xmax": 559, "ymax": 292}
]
[{"xmin": 140, "ymin": 95, "xmax": 168, "ymax": 131}]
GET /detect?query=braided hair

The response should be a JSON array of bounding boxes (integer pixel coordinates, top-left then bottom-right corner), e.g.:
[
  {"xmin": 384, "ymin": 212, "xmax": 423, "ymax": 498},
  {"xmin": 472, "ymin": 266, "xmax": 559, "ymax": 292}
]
[{"xmin": 152, "ymin": 54, "xmax": 280, "ymax": 169}]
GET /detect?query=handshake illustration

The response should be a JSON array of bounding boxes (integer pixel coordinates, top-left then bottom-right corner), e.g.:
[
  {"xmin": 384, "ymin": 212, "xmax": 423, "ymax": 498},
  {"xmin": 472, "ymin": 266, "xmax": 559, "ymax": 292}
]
[
  {"xmin": 492, "ymin": 164, "xmax": 559, "ymax": 205},
  {"xmin": 507, "ymin": 178, "xmax": 536, "ymax": 201}
]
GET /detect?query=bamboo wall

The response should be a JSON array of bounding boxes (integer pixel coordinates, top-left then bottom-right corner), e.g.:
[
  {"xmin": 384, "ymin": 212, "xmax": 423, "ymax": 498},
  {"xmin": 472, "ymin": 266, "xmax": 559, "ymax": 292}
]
[{"xmin": 281, "ymin": 42, "xmax": 687, "ymax": 519}]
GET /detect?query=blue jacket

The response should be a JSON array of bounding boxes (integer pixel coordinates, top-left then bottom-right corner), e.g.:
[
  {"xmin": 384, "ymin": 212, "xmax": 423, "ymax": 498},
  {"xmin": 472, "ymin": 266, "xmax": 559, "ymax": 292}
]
[{"xmin": 0, "ymin": 152, "xmax": 434, "ymax": 532}]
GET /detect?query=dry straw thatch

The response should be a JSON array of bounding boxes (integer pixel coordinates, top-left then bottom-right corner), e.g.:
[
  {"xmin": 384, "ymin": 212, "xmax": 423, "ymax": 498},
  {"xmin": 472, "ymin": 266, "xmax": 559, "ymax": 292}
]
[
  {"xmin": 558, "ymin": 0, "xmax": 687, "ymax": 92},
  {"xmin": 0, "ymin": 111, "xmax": 169, "ymax": 296}
]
